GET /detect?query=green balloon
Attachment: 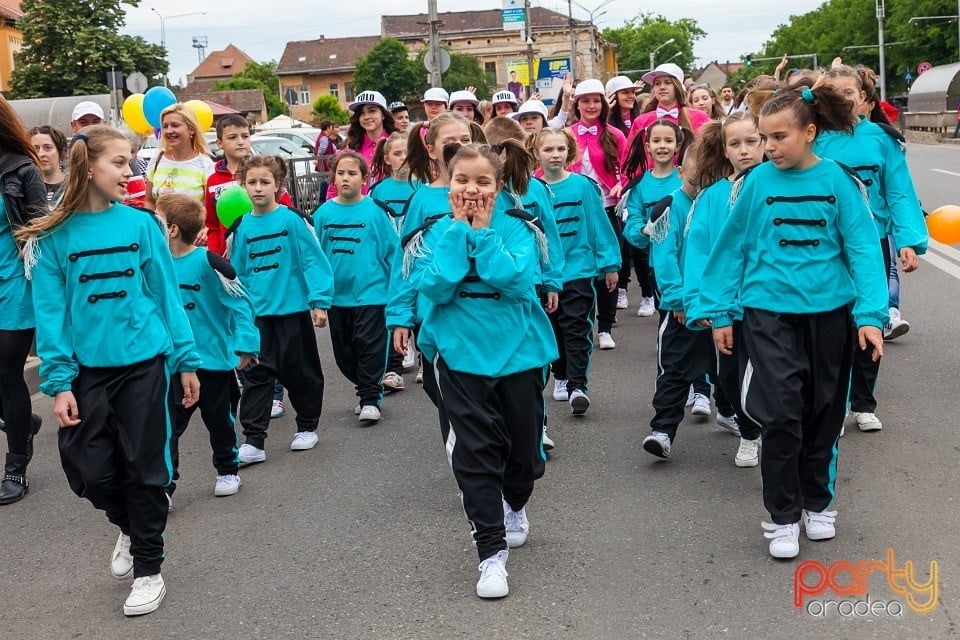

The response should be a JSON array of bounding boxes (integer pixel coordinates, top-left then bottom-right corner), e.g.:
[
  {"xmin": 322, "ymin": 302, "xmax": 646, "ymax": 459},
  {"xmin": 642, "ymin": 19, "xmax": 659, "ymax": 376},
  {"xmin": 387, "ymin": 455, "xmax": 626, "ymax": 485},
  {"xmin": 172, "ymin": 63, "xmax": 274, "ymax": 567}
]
[{"xmin": 216, "ymin": 186, "xmax": 253, "ymax": 228}]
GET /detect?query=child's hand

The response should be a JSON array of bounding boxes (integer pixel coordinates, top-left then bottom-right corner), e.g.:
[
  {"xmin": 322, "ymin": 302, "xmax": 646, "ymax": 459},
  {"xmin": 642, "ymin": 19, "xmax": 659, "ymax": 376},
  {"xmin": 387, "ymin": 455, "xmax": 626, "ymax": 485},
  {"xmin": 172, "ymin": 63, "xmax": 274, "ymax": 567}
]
[
  {"xmin": 609, "ymin": 183, "xmax": 623, "ymax": 200},
  {"xmin": 393, "ymin": 327, "xmax": 410, "ymax": 355},
  {"xmin": 544, "ymin": 291, "xmax": 559, "ymax": 314},
  {"xmin": 450, "ymin": 192, "xmax": 472, "ymax": 224},
  {"xmin": 858, "ymin": 326, "xmax": 884, "ymax": 362},
  {"xmin": 465, "ymin": 86, "xmax": 477, "ymax": 95},
  {"xmin": 714, "ymin": 326, "xmax": 734, "ymax": 355},
  {"xmin": 180, "ymin": 372, "xmax": 200, "ymax": 408},
  {"xmin": 471, "ymin": 193, "xmax": 495, "ymax": 230},
  {"xmin": 899, "ymin": 247, "xmax": 919, "ymax": 272},
  {"xmin": 237, "ymin": 354, "xmax": 258, "ymax": 371},
  {"xmin": 672, "ymin": 310, "xmax": 686, "ymax": 325},
  {"xmin": 604, "ymin": 272, "xmax": 618, "ymax": 292},
  {"xmin": 696, "ymin": 318, "xmax": 712, "ymax": 329},
  {"xmin": 54, "ymin": 391, "xmax": 81, "ymax": 428},
  {"xmin": 311, "ymin": 308, "xmax": 328, "ymax": 328},
  {"xmin": 194, "ymin": 227, "xmax": 209, "ymax": 247}
]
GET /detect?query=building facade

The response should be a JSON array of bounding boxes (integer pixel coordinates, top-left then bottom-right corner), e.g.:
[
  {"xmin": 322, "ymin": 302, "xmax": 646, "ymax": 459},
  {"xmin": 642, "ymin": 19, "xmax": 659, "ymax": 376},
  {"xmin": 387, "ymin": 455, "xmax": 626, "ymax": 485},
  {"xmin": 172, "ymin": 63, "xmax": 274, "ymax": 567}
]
[{"xmin": 0, "ymin": 0, "xmax": 23, "ymax": 93}]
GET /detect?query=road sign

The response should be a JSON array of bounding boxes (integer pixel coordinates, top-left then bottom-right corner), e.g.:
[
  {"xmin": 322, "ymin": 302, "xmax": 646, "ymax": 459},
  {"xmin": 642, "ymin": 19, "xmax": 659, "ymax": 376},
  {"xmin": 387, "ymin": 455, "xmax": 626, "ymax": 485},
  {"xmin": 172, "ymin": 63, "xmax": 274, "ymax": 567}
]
[
  {"xmin": 904, "ymin": 71, "xmax": 913, "ymax": 84},
  {"xmin": 126, "ymin": 71, "xmax": 148, "ymax": 94},
  {"xmin": 423, "ymin": 48, "xmax": 451, "ymax": 74},
  {"xmin": 917, "ymin": 61, "xmax": 933, "ymax": 74},
  {"xmin": 502, "ymin": 0, "xmax": 525, "ymax": 31}
]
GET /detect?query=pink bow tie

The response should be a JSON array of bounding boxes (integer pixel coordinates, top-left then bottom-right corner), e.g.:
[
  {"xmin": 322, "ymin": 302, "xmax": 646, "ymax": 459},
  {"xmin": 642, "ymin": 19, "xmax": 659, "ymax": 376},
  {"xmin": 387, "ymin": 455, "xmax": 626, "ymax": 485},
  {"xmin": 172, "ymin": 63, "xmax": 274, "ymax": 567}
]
[
  {"xmin": 656, "ymin": 107, "xmax": 680, "ymax": 119},
  {"xmin": 577, "ymin": 124, "xmax": 598, "ymax": 135}
]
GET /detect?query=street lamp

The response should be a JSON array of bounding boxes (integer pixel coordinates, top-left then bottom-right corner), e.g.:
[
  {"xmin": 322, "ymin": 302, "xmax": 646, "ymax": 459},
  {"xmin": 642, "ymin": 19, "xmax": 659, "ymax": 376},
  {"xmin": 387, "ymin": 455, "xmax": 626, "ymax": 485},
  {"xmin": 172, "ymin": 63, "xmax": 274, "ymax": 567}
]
[
  {"xmin": 570, "ymin": 0, "xmax": 616, "ymax": 79},
  {"xmin": 876, "ymin": 0, "xmax": 887, "ymax": 102},
  {"xmin": 649, "ymin": 37, "xmax": 675, "ymax": 71},
  {"xmin": 909, "ymin": 4, "xmax": 960, "ymax": 61},
  {"xmin": 151, "ymin": 8, "xmax": 207, "ymax": 87}
]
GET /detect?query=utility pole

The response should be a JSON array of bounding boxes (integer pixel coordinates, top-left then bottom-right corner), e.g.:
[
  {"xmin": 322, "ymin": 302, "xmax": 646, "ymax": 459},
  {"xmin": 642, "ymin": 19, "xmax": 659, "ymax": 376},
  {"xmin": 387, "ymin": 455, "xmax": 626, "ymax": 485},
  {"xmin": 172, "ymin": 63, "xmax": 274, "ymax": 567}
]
[
  {"xmin": 877, "ymin": 0, "xmax": 887, "ymax": 101},
  {"xmin": 567, "ymin": 0, "xmax": 577, "ymax": 82},
  {"xmin": 427, "ymin": 0, "xmax": 442, "ymax": 87},
  {"xmin": 524, "ymin": 0, "xmax": 534, "ymax": 98}
]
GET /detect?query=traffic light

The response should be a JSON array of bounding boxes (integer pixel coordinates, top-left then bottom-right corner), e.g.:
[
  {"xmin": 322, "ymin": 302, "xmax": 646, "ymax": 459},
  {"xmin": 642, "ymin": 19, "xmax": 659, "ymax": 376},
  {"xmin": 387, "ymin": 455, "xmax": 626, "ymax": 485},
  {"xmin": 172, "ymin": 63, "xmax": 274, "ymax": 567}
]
[{"xmin": 745, "ymin": 55, "xmax": 753, "ymax": 67}]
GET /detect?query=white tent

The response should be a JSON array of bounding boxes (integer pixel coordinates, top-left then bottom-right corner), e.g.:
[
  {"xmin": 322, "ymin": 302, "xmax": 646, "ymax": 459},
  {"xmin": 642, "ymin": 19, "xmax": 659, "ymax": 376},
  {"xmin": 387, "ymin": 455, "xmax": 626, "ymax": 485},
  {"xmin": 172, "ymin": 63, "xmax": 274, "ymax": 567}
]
[{"xmin": 256, "ymin": 114, "xmax": 313, "ymax": 131}]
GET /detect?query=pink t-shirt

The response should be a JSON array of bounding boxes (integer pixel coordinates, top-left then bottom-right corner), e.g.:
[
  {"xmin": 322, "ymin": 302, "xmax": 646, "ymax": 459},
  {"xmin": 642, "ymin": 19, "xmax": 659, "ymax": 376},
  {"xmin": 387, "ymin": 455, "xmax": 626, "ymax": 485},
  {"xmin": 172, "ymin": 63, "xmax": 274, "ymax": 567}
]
[{"xmin": 325, "ymin": 131, "xmax": 388, "ymax": 200}]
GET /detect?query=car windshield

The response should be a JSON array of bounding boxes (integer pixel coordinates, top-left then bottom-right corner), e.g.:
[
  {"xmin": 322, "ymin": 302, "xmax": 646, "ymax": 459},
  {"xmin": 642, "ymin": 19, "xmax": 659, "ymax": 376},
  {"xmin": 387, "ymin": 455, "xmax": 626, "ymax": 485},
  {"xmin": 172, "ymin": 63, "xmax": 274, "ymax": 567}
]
[{"xmin": 253, "ymin": 138, "xmax": 311, "ymax": 158}]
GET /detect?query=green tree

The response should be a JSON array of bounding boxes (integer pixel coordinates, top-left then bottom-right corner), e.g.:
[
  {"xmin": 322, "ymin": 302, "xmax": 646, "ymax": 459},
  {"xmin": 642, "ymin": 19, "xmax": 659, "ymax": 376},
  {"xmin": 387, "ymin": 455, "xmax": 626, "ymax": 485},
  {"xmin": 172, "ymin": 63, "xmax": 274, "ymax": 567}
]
[
  {"xmin": 312, "ymin": 94, "xmax": 350, "ymax": 124},
  {"xmin": 353, "ymin": 38, "xmax": 423, "ymax": 104},
  {"xmin": 411, "ymin": 49, "xmax": 489, "ymax": 99},
  {"xmin": 213, "ymin": 60, "xmax": 284, "ymax": 118},
  {"xmin": 603, "ymin": 13, "xmax": 705, "ymax": 76},
  {"xmin": 10, "ymin": 0, "xmax": 168, "ymax": 98}
]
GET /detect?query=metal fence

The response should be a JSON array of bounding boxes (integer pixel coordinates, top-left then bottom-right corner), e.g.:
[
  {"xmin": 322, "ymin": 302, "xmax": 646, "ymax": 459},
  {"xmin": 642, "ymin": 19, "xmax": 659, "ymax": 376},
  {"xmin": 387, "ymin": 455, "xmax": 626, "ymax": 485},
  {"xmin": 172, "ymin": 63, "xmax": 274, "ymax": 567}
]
[{"xmin": 283, "ymin": 155, "xmax": 334, "ymax": 213}]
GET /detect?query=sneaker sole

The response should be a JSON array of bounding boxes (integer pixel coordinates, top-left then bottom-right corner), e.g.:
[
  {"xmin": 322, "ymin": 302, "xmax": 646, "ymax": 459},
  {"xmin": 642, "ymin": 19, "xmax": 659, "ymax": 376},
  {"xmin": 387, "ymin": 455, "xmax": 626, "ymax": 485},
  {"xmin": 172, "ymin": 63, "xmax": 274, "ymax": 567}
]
[
  {"xmin": 716, "ymin": 420, "xmax": 741, "ymax": 436},
  {"xmin": 552, "ymin": 393, "xmax": 569, "ymax": 402},
  {"xmin": 883, "ymin": 324, "xmax": 909, "ymax": 341},
  {"xmin": 214, "ymin": 485, "xmax": 241, "ymax": 497},
  {"xmin": 238, "ymin": 456, "xmax": 266, "ymax": 466},
  {"xmin": 637, "ymin": 310, "xmax": 655, "ymax": 317},
  {"xmin": 691, "ymin": 407, "xmax": 711, "ymax": 417},
  {"xmin": 123, "ymin": 585, "xmax": 166, "ymax": 616},
  {"xmin": 290, "ymin": 442, "xmax": 318, "ymax": 451},
  {"xmin": 570, "ymin": 397, "xmax": 589, "ymax": 416},
  {"xmin": 542, "ymin": 442, "xmax": 555, "ymax": 452},
  {"xmin": 804, "ymin": 530, "xmax": 836, "ymax": 541},
  {"xmin": 111, "ymin": 565, "xmax": 134, "ymax": 580},
  {"xmin": 505, "ymin": 534, "xmax": 528, "ymax": 548},
  {"xmin": 476, "ymin": 584, "xmax": 509, "ymax": 599},
  {"xmin": 734, "ymin": 456, "xmax": 759, "ymax": 468},
  {"xmin": 857, "ymin": 423, "xmax": 883, "ymax": 432},
  {"xmin": 642, "ymin": 438, "xmax": 669, "ymax": 459},
  {"xmin": 769, "ymin": 545, "xmax": 800, "ymax": 559}
]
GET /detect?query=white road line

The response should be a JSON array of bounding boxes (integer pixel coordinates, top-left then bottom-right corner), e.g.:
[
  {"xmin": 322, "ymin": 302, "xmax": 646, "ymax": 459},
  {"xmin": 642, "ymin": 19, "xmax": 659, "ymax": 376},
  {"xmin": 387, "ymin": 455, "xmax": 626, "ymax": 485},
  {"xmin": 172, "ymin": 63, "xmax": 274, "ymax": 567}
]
[
  {"xmin": 932, "ymin": 168, "xmax": 960, "ymax": 177},
  {"xmin": 928, "ymin": 239, "xmax": 960, "ymax": 264},
  {"xmin": 921, "ymin": 251, "xmax": 960, "ymax": 281}
]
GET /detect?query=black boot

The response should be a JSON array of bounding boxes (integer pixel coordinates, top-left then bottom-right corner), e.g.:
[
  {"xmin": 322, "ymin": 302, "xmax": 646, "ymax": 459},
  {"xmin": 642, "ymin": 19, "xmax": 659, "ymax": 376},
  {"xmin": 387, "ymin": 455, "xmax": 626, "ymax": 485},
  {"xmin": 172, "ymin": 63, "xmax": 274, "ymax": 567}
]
[
  {"xmin": 0, "ymin": 452, "xmax": 30, "ymax": 505},
  {"xmin": 24, "ymin": 414, "xmax": 42, "ymax": 464}
]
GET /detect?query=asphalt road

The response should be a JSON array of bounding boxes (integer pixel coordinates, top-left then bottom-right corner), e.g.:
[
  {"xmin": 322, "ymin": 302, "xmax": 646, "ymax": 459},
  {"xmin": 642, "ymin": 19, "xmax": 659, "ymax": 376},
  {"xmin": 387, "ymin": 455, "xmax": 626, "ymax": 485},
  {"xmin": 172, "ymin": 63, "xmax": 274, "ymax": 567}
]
[{"xmin": 1, "ymin": 143, "xmax": 958, "ymax": 639}]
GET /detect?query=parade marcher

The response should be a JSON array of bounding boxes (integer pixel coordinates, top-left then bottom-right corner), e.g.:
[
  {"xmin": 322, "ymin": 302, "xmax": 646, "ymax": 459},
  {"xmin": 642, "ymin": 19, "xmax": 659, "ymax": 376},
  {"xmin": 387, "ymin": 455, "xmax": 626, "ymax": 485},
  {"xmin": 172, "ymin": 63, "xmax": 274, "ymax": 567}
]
[
  {"xmin": 325, "ymin": 90, "xmax": 396, "ymax": 200},
  {"xmin": 29, "ymin": 125, "xmax": 67, "ymax": 208}
]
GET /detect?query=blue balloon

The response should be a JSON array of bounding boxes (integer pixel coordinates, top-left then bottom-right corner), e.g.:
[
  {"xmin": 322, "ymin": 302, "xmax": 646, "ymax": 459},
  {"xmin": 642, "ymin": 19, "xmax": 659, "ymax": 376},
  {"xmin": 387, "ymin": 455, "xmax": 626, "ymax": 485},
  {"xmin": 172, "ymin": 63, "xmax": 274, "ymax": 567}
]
[{"xmin": 143, "ymin": 86, "xmax": 177, "ymax": 129}]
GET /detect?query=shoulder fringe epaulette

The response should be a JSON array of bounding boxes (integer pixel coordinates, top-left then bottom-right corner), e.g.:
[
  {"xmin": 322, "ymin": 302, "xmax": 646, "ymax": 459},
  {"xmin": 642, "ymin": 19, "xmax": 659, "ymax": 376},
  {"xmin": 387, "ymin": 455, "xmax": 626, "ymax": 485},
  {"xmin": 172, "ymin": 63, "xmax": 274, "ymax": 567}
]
[
  {"xmin": 401, "ymin": 213, "xmax": 449, "ymax": 278},
  {"xmin": 728, "ymin": 163, "xmax": 761, "ymax": 210},
  {"xmin": 503, "ymin": 206, "xmax": 549, "ymax": 264},
  {"xmin": 644, "ymin": 195, "xmax": 673, "ymax": 245}
]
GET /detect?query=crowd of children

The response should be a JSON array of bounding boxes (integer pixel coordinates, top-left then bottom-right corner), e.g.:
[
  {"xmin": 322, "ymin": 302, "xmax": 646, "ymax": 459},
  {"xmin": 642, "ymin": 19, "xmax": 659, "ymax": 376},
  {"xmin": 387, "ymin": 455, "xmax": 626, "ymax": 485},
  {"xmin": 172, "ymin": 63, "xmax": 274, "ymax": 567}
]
[{"xmin": 0, "ymin": 56, "xmax": 929, "ymax": 614}]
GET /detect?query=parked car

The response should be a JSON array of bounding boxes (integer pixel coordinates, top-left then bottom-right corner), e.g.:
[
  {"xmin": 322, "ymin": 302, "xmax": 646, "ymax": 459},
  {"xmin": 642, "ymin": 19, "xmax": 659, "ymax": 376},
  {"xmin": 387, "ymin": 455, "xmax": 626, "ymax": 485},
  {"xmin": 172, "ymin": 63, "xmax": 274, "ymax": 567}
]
[
  {"xmin": 139, "ymin": 133, "xmax": 222, "ymax": 164},
  {"xmin": 253, "ymin": 128, "xmax": 323, "ymax": 155},
  {"xmin": 250, "ymin": 136, "xmax": 325, "ymax": 211}
]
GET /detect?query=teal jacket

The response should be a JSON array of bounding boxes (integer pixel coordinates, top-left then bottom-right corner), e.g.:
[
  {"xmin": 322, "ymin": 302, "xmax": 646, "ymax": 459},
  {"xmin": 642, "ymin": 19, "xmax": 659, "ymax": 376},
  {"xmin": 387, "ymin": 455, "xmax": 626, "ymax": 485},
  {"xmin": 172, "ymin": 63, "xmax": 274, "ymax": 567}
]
[
  {"xmin": 368, "ymin": 176, "xmax": 421, "ymax": 233},
  {"xmin": 815, "ymin": 118, "xmax": 927, "ymax": 253},
  {"xmin": 622, "ymin": 169, "xmax": 681, "ymax": 250},
  {"xmin": 683, "ymin": 178, "xmax": 740, "ymax": 328},
  {"xmin": 312, "ymin": 198, "xmax": 400, "ymax": 307},
  {"xmin": 30, "ymin": 203, "xmax": 202, "ymax": 395},
  {"xmin": 649, "ymin": 189, "xmax": 694, "ymax": 312},
  {"xmin": 230, "ymin": 205, "xmax": 333, "ymax": 316},
  {"xmin": 496, "ymin": 178, "xmax": 565, "ymax": 293},
  {"xmin": 173, "ymin": 248, "xmax": 259, "ymax": 371},
  {"xmin": 545, "ymin": 173, "xmax": 621, "ymax": 283},
  {"xmin": 700, "ymin": 160, "xmax": 887, "ymax": 329},
  {"xmin": 410, "ymin": 212, "xmax": 558, "ymax": 378}
]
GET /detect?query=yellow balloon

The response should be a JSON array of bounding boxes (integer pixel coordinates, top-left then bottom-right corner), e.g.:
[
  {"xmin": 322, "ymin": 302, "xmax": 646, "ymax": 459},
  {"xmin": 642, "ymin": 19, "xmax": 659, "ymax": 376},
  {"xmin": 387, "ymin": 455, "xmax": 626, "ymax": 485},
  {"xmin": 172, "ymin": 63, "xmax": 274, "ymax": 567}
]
[
  {"xmin": 184, "ymin": 99, "xmax": 214, "ymax": 131},
  {"xmin": 122, "ymin": 94, "xmax": 153, "ymax": 135}
]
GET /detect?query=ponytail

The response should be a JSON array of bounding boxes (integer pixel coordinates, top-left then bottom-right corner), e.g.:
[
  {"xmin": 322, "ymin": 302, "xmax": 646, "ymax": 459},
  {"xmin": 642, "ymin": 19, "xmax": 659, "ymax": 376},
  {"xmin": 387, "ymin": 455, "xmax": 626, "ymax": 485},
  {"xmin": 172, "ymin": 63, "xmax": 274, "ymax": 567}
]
[
  {"xmin": 692, "ymin": 120, "xmax": 730, "ymax": 190},
  {"xmin": 758, "ymin": 75, "xmax": 857, "ymax": 137},
  {"xmin": 401, "ymin": 112, "xmax": 472, "ymax": 184},
  {"xmin": 495, "ymin": 139, "xmax": 534, "ymax": 196},
  {"xmin": 371, "ymin": 132, "xmax": 407, "ymax": 178}
]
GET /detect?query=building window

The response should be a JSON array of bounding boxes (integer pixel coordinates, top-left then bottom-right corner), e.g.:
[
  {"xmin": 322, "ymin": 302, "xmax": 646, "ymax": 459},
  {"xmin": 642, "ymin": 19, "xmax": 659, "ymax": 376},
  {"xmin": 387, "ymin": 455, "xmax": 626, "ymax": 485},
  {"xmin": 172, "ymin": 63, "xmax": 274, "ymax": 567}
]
[
  {"xmin": 299, "ymin": 84, "xmax": 310, "ymax": 104},
  {"xmin": 329, "ymin": 83, "xmax": 339, "ymax": 99},
  {"xmin": 484, "ymin": 61, "xmax": 497, "ymax": 87},
  {"xmin": 345, "ymin": 82, "xmax": 354, "ymax": 102}
]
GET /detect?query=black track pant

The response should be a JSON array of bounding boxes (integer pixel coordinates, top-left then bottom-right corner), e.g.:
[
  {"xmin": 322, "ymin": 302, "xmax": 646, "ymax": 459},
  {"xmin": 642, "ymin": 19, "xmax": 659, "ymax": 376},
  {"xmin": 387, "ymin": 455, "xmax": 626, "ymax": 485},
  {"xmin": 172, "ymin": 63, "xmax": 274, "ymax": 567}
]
[
  {"xmin": 0, "ymin": 328, "xmax": 35, "ymax": 457},
  {"xmin": 595, "ymin": 207, "xmax": 621, "ymax": 334},
  {"xmin": 436, "ymin": 357, "xmax": 546, "ymax": 561},
  {"xmin": 59, "ymin": 356, "xmax": 171, "ymax": 577},
  {"xmin": 414, "ymin": 326, "xmax": 451, "ymax": 444},
  {"xmin": 650, "ymin": 311, "xmax": 713, "ymax": 439},
  {"xmin": 549, "ymin": 278, "xmax": 596, "ymax": 394},
  {"xmin": 739, "ymin": 307, "xmax": 853, "ymax": 524},
  {"xmin": 239, "ymin": 312, "xmax": 324, "ymax": 449},
  {"xmin": 650, "ymin": 273, "xmax": 710, "ymax": 400},
  {"xmin": 619, "ymin": 244, "xmax": 655, "ymax": 298},
  {"xmin": 849, "ymin": 238, "xmax": 889, "ymax": 413},
  {"xmin": 169, "ymin": 369, "xmax": 240, "ymax": 494},
  {"xmin": 714, "ymin": 322, "xmax": 761, "ymax": 440},
  {"xmin": 328, "ymin": 305, "xmax": 387, "ymax": 407}
]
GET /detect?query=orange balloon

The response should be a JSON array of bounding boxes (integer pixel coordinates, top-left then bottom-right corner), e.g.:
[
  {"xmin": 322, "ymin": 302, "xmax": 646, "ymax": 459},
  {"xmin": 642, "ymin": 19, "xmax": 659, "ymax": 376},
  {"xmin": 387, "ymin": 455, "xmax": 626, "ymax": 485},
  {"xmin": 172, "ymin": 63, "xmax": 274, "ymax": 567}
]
[{"xmin": 926, "ymin": 205, "xmax": 960, "ymax": 245}]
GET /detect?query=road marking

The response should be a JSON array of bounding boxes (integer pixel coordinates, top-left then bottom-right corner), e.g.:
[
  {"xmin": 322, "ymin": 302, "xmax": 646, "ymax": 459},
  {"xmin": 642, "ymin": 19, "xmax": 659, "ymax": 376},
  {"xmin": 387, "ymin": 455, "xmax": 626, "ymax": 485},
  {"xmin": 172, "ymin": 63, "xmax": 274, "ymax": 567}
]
[
  {"xmin": 932, "ymin": 168, "xmax": 960, "ymax": 177},
  {"xmin": 921, "ymin": 251, "xmax": 960, "ymax": 281},
  {"xmin": 929, "ymin": 239, "xmax": 960, "ymax": 264}
]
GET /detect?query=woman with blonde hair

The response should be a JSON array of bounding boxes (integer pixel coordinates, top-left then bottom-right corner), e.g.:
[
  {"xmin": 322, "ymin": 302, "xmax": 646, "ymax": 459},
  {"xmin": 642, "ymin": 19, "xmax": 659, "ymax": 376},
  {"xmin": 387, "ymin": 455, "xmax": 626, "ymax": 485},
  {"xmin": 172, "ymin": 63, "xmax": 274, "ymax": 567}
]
[{"xmin": 144, "ymin": 103, "xmax": 215, "ymax": 221}]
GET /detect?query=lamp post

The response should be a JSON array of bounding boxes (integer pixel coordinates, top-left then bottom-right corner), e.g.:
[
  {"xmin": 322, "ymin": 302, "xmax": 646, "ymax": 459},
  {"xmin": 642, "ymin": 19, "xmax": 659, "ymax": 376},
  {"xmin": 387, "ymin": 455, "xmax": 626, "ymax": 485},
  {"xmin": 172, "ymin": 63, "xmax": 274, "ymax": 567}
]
[
  {"xmin": 151, "ymin": 8, "xmax": 207, "ymax": 87},
  {"xmin": 649, "ymin": 37, "xmax": 676, "ymax": 72},
  {"xmin": 876, "ymin": 0, "xmax": 887, "ymax": 102},
  {"xmin": 571, "ymin": 0, "xmax": 615, "ymax": 80},
  {"xmin": 909, "ymin": 5, "xmax": 960, "ymax": 61}
]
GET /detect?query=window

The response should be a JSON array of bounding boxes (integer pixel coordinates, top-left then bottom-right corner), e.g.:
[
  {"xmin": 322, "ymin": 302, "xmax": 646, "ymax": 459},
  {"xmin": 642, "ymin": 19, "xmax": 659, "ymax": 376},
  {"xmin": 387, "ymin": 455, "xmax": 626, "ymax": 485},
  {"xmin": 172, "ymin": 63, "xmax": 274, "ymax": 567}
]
[
  {"xmin": 299, "ymin": 84, "xmax": 310, "ymax": 104},
  {"xmin": 345, "ymin": 82, "xmax": 354, "ymax": 102},
  {"xmin": 484, "ymin": 62, "xmax": 497, "ymax": 87},
  {"xmin": 329, "ymin": 83, "xmax": 339, "ymax": 99}
]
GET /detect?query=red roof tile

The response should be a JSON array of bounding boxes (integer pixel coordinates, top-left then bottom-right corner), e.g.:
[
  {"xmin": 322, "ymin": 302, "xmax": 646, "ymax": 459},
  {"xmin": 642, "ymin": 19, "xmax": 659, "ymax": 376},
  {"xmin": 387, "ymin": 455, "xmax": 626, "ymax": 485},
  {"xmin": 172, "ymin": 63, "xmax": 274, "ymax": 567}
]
[
  {"xmin": 277, "ymin": 35, "xmax": 382, "ymax": 75},
  {"xmin": 190, "ymin": 44, "xmax": 254, "ymax": 80},
  {"xmin": 382, "ymin": 7, "xmax": 584, "ymax": 38}
]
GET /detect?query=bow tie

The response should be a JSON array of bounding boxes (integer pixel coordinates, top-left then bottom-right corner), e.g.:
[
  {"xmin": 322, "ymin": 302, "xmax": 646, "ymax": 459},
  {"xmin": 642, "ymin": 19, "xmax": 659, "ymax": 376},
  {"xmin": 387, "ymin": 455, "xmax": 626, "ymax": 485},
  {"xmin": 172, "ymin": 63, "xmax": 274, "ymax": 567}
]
[
  {"xmin": 656, "ymin": 107, "xmax": 680, "ymax": 119},
  {"xmin": 577, "ymin": 124, "xmax": 598, "ymax": 135}
]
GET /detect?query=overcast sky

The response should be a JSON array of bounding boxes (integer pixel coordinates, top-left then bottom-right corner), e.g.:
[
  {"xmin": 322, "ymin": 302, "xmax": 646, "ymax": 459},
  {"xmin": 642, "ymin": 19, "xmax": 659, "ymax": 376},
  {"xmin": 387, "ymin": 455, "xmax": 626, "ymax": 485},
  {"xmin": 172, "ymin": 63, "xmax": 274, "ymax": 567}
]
[{"xmin": 123, "ymin": 0, "xmax": 830, "ymax": 85}]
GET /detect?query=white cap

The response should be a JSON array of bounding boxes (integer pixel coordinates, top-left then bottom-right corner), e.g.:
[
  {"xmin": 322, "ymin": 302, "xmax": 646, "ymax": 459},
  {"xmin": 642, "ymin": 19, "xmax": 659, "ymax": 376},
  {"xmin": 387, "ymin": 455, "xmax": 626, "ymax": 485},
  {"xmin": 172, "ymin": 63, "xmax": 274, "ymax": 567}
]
[
  {"xmin": 348, "ymin": 90, "xmax": 388, "ymax": 112},
  {"xmin": 71, "ymin": 101, "xmax": 105, "ymax": 121},
  {"xmin": 421, "ymin": 87, "xmax": 450, "ymax": 103},
  {"xmin": 491, "ymin": 90, "xmax": 519, "ymax": 106},
  {"xmin": 642, "ymin": 63, "xmax": 685, "ymax": 87},
  {"xmin": 511, "ymin": 100, "xmax": 548, "ymax": 123},
  {"xmin": 573, "ymin": 79, "xmax": 605, "ymax": 99},
  {"xmin": 448, "ymin": 90, "xmax": 479, "ymax": 107},
  {"xmin": 605, "ymin": 76, "xmax": 634, "ymax": 96}
]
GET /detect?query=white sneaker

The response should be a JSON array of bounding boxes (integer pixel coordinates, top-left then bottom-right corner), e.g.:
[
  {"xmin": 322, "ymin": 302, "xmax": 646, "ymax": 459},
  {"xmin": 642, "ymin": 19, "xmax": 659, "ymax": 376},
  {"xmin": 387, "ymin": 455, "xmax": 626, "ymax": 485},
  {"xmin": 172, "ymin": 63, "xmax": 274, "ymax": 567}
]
[
  {"xmin": 416, "ymin": 366, "xmax": 424, "ymax": 384},
  {"xmin": 852, "ymin": 412, "xmax": 882, "ymax": 432},
  {"xmin": 642, "ymin": 431, "xmax": 671, "ymax": 458},
  {"xmin": 597, "ymin": 332, "xmax": 616, "ymax": 350},
  {"xmin": 734, "ymin": 437, "xmax": 760, "ymax": 467},
  {"xmin": 381, "ymin": 371, "xmax": 405, "ymax": 391},
  {"xmin": 637, "ymin": 296, "xmax": 656, "ymax": 317},
  {"xmin": 354, "ymin": 404, "xmax": 361, "ymax": 415},
  {"xmin": 691, "ymin": 393, "xmax": 711, "ymax": 416},
  {"xmin": 270, "ymin": 399, "xmax": 284, "ymax": 418},
  {"xmin": 503, "ymin": 499, "xmax": 529, "ymax": 548},
  {"xmin": 685, "ymin": 385, "xmax": 695, "ymax": 407},
  {"xmin": 883, "ymin": 307, "xmax": 910, "ymax": 341},
  {"xmin": 716, "ymin": 413, "xmax": 741, "ymax": 436},
  {"xmin": 762, "ymin": 521, "xmax": 800, "ymax": 559},
  {"xmin": 123, "ymin": 574, "xmax": 166, "ymax": 616},
  {"xmin": 552, "ymin": 379, "xmax": 569, "ymax": 401},
  {"xmin": 290, "ymin": 431, "xmax": 319, "ymax": 451},
  {"xmin": 358, "ymin": 405, "xmax": 381, "ymax": 423},
  {"xmin": 616, "ymin": 288, "xmax": 628, "ymax": 309},
  {"xmin": 402, "ymin": 344, "xmax": 417, "ymax": 370},
  {"xmin": 542, "ymin": 427, "xmax": 555, "ymax": 451},
  {"xmin": 569, "ymin": 389, "xmax": 590, "ymax": 415},
  {"xmin": 802, "ymin": 509, "xmax": 837, "ymax": 541},
  {"xmin": 476, "ymin": 549, "xmax": 509, "ymax": 599},
  {"xmin": 214, "ymin": 474, "xmax": 241, "ymax": 497},
  {"xmin": 110, "ymin": 532, "xmax": 133, "ymax": 579},
  {"xmin": 238, "ymin": 443, "xmax": 266, "ymax": 465}
]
